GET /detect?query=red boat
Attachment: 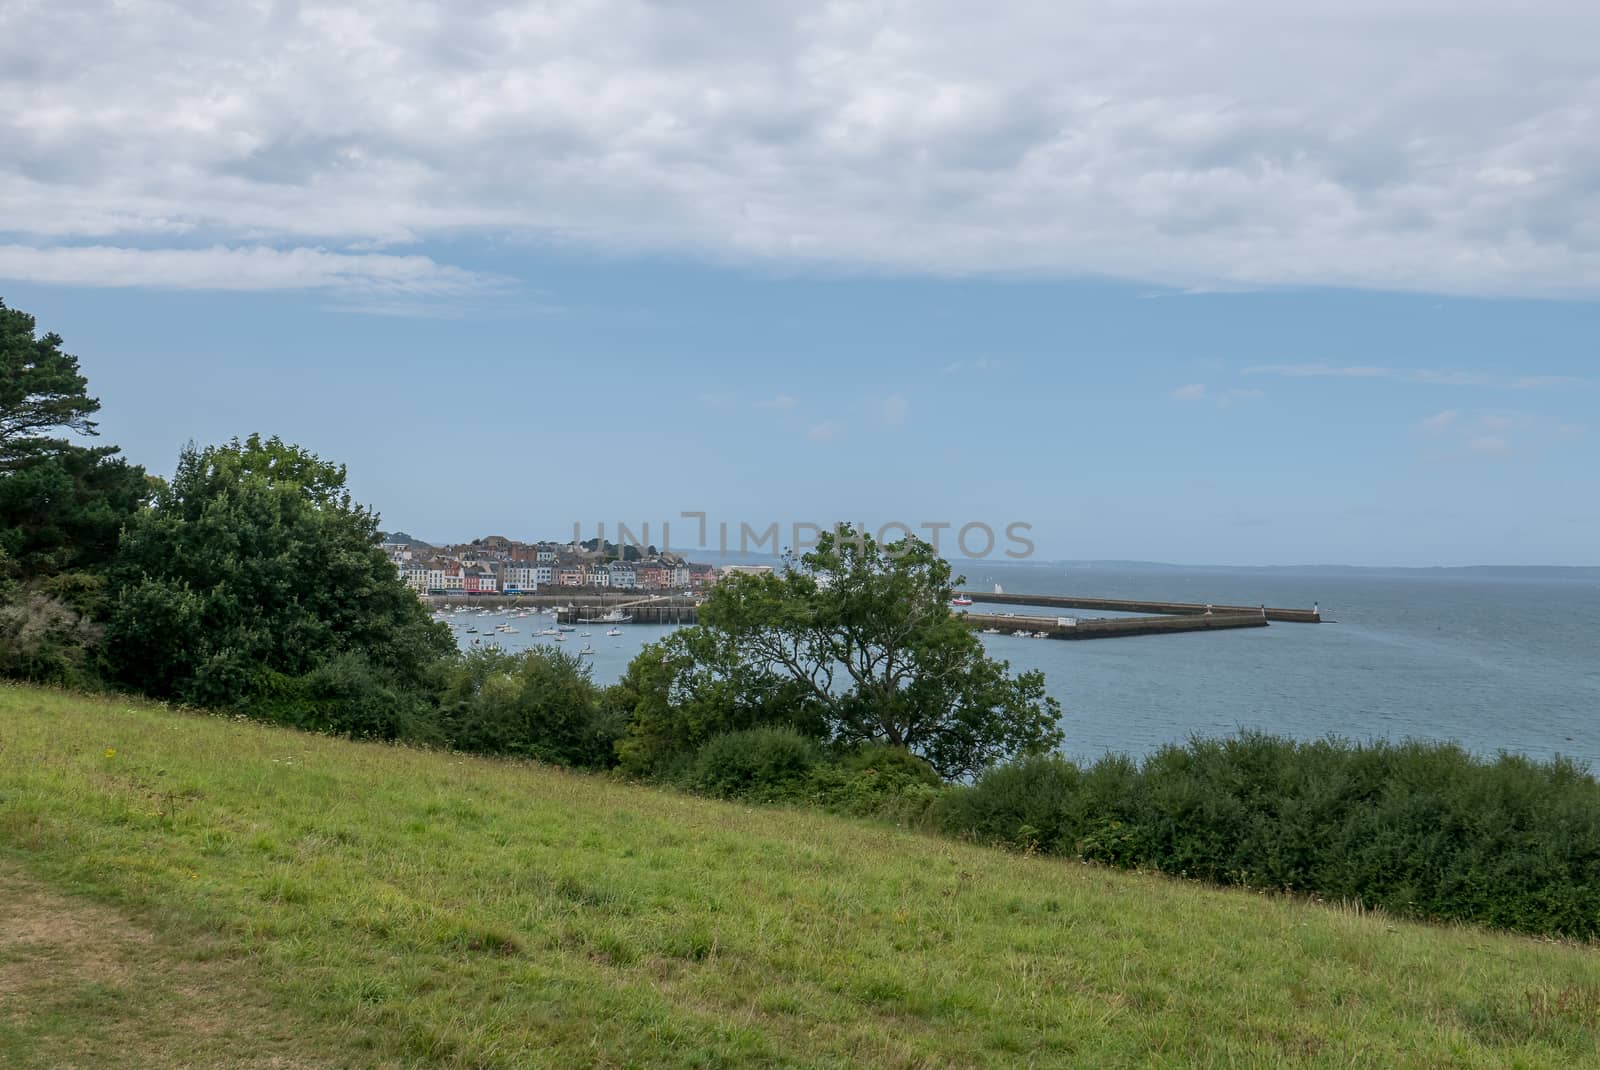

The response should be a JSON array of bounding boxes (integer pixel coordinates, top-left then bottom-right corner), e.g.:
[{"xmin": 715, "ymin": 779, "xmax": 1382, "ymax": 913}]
[{"xmin": 950, "ymin": 595, "xmax": 973, "ymax": 606}]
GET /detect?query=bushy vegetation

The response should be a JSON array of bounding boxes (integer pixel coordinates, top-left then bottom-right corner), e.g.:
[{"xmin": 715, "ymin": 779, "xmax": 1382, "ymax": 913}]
[
  {"xmin": 679, "ymin": 725, "xmax": 824, "ymax": 801},
  {"xmin": 104, "ymin": 433, "xmax": 453, "ymax": 711},
  {"xmin": 438, "ymin": 646, "xmax": 622, "ymax": 768},
  {"xmin": 934, "ymin": 733, "xmax": 1600, "ymax": 939}
]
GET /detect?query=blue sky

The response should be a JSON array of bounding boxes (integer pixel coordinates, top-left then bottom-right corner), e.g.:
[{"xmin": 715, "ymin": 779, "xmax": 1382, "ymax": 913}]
[{"xmin": 2, "ymin": 2, "xmax": 1597, "ymax": 566}]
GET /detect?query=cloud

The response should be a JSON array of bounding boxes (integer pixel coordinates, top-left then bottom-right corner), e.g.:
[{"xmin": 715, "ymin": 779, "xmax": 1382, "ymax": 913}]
[
  {"xmin": 755, "ymin": 394, "xmax": 799, "ymax": 410},
  {"xmin": 1416, "ymin": 409, "xmax": 1580, "ymax": 462},
  {"xmin": 881, "ymin": 393, "xmax": 910, "ymax": 426},
  {"xmin": 1247, "ymin": 364, "xmax": 1594, "ymax": 389},
  {"xmin": 0, "ymin": 243, "xmax": 496, "ymax": 296},
  {"xmin": 7, "ymin": 2, "xmax": 1600, "ymax": 299},
  {"xmin": 1466, "ymin": 434, "xmax": 1511, "ymax": 456},
  {"xmin": 1172, "ymin": 383, "xmax": 1265, "ymax": 406},
  {"xmin": 807, "ymin": 420, "xmax": 843, "ymax": 442},
  {"xmin": 1418, "ymin": 409, "xmax": 1460, "ymax": 433},
  {"xmin": 941, "ymin": 357, "xmax": 1003, "ymax": 376}
]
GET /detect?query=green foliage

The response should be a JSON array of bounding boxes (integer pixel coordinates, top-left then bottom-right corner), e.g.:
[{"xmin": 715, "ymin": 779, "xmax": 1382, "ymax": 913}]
[
  {"xmin": 104, "ymin": 434, "xmax": 452, "ymax": 709},
  {"xmin": 635, "ymin": 525, "xmax": 1062, "ymax": 780},
  {"xmin": 612, "ymin": 628, "xmax": 829, "ymax": 776},
  {"xmin": 0, "ymin": 298, "xmax": 149, "ymax": 687},
  {"xmin": 806, "ymin": 744, "xmax": 945, "ymax": 818},
  {"xmin": 439, "ymin": 647, "xmax": 620, "ymax": 768},
  {"xmin": 242, "ymin": 652, "xmax": 439, "ymax": 742},
  {"xmin": 0, "ymin": 297, "xmax": 101, "ymax": 465},
  {"xmin": 935, "ymin": 732, "xmax": 1600, "ymax": 938},
  {"xmin": 0, "ymin": 444, "xmax": 150, "ymax": 579},
  {"xmin": 681, "ymin": 726, "xmax": 824, "ymax": 801}
]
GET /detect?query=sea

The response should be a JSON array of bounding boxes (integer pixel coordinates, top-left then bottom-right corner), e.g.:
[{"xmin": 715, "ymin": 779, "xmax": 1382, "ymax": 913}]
[{"xmin": 448, "ymin": 563, "xmax": 1600, "ymax": 768}]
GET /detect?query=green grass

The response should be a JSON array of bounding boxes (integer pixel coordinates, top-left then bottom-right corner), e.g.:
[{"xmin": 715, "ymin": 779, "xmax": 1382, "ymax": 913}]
[{"xmin": 3, "ymin": 684, "xmax": 1599, "ymax": 1068}]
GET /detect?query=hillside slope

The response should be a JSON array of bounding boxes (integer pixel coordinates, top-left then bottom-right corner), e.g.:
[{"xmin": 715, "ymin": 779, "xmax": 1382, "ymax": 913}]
[{"xmin": 3, "ymin": 684, "xmax": 1598, "ymax": 1068}]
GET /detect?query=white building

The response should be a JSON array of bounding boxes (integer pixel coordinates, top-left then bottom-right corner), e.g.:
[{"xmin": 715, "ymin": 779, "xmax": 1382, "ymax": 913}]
[{"xmin": 500, "ymin": 564, "xmax": 542, "ymax": 594}]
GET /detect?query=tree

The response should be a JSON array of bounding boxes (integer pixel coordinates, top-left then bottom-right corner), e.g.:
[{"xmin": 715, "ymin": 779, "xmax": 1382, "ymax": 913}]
[
  {"xmin": 104, "ymin": 434, "xmax": 452, "ymax": 711},
  {"xmin": 0, "ymin": 445, "xmax": 152, "ymax": 578},
  {"xmin": 0, "ymin": 297, "xmax": 149, "ymax": 686},
  {"xmin": 0, "ymin": 298, "xmax": 100, "ymax": 467},
  {"xmin": 612, "ymin": 625, "xmax": 829, "ymax": 775},
  {"xmin": 620, "ymin": 526, "xmax": 1063, "ymax": 780}
]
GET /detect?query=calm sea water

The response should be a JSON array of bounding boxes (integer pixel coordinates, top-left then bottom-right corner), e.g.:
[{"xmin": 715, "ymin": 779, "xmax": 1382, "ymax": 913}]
[{"xmin": 450, "ymin": 565, "xmax": 1600, "ymax": 767}]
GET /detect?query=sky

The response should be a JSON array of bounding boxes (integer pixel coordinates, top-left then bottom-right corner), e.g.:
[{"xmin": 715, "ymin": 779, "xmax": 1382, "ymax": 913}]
[{"xmin": 1, "ymin": 1, "xmax": 1597, "ymax": 566}]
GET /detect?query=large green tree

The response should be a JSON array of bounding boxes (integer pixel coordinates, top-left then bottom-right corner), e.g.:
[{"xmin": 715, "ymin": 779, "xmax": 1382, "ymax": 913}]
[
  {"xmin": 619, "ymin": 526, "xmax": 1063, "ymax": 780},
  {"xmin": 105, "ymin": 434, "xmax": 452, "ymax": 711},
  {"xmin": 0, "ymin": 297, "xmax": 149, "ymax": 684}
]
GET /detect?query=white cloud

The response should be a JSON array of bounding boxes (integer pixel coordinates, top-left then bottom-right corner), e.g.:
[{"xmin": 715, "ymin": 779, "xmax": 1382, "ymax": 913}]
[
  {"xmin": 881, "ymin": 393, "xmax": 910, "ymax": 426},
  {"xmin": 0, "ymin": 243, "xmax": 495, "ymax": 295},
  {"xmin": 1172, "ymin": 383, "xmax": 1264, "ymax": 406},
  {"xmin": 1248, "ymin": 364, "xmax": 1594, "ymax": 389},
  {"xmin": 3, "ymin": 2, "xmax": 1600, "ymax": 299},
  {"xmin": 1467, "ymin": 434, "xmax": 1512, "ymax": 455},
  {"xmin": 755, "ymin": 394, "xmax": 799, "ymax": 410},
  {"xmin": 942, "ymin": 357, "xmax": 1003, "ymax": 376},
  {"xmin": 807, "ymin": 420, "xmax": 842, "ymax": 442},
  {"xmin": 1419, "ymin": 409, "xmax": 1460, "ymax": 433},
  {"xmin": 1416, "ymin": 409, "xmax": 1580, "ymax": 461}
]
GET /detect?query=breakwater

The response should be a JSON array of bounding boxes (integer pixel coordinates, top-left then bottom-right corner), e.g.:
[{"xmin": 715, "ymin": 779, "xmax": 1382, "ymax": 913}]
[
  {"xmin": 956, "ymin": 591, "xmax": 1322, "ymax": 623},
  {"xmin": 960, "ymin": 610, "xmax": 1268, "ymax": 639}
]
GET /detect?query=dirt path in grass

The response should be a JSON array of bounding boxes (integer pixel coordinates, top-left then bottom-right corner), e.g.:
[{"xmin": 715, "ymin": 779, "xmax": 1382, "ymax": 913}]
[{"xmin": 0, "ymin": 866, "xmax": 337, "ymax": 1070}]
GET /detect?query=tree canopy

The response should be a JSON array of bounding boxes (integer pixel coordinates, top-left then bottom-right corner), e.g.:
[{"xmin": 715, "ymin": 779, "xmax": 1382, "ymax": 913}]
[
  {"xmin": 105, "ymin": 434, "xmax": 452, "ymax": 709},
  {"xmin": 619, "ymin": 526, "xmax": 1064, "ymax": 779},
  {"xmin": 0, "ymin": 298, "xmax": 100, "ymax": 467}
]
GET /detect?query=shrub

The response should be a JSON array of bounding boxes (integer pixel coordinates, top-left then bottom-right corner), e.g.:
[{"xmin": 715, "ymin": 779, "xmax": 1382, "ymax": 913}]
[
  {"xmin": 935, "ymin": 733, "xmax": 1600, "ymax": 939},
  {"xmin": 242, "ymin": 652, "xmax": 437, "ymax": 742},
  {"xmin": 0, "ymin": 582, "xmax": 104, "ymax": 687},
  {"xmin": 438, "ymin": 647, "xmax": 619, "ymax": 769},
  {"xmin": 810, "ymin": 744, "xmax": 945, "ymax": 819},
  {"xmin": 683, "ymin": 726, "xmax": 823, "ymax": 801}
]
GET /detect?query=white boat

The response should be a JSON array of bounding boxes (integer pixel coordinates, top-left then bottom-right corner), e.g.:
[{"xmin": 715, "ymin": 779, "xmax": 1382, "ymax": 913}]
[
  {"xmin": 1012, "ymin": 629, "xmax": 1029, "ymax": 637},
  {"xmin": 579, "ymin": 630, "xmax": 592, "ymax": 637},
  {"xmin": 577, "ymin": 610, "xmax": 633, "ymax": 624},
  {"xmin": 578, "ymin": 644, "xmax": 595, "ymax": 656},
  {"xmin": 606, "ymin": 627, "xmax": 623, "ymax": 637},
  {"xmin": 557, "ymin": 625, "xmax": 576, "ymax": 632},
  {"xmin": 981, "ymin": 627, "xmax": 1001, "ymax": 635},
  {"xmin": 1032, "ymin": 631, "xmax": 1049, "ymax": 638},
  {"xmin": 552, "ymin": 633, "xmax": 566, "ymax": 642}
]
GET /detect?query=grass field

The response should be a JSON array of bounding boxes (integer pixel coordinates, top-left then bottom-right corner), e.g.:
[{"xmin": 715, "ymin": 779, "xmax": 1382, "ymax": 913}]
[{"xmin": 3, "ymin": 683, "xmax": 1599, "ymax": 1068}]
